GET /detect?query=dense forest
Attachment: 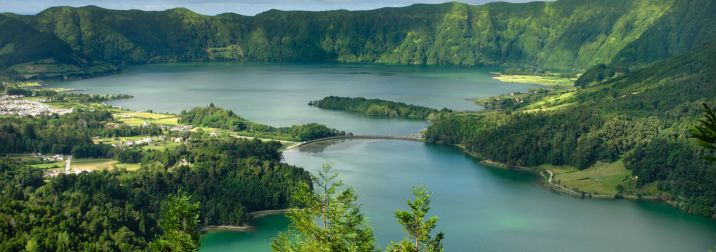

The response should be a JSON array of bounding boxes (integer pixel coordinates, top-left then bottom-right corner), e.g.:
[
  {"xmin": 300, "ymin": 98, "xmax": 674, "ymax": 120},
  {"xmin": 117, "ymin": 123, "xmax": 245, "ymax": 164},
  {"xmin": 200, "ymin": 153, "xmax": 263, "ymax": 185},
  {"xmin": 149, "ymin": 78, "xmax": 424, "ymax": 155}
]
[
  {"xmin": 0, "ymin": 109, "xmax": 311, "ymax": 250},
  {"xmin": 1, "ymin": 0, "xmax": 715, "ymax": 80},
  {"xmin": 179, "ymin": 104, "xmax": 345, "ymax": 141},
  {"xmin": 427, "ymin": 44, "xmax": 716, "ymax": 217},
  {"xmin": 0, "ymin": 110, "xmax": 163, "ymax": 157},
  {"xmin": 309, "ymin": 96, "xmax": 448, "ymax": 120},
  {"xmin": 0, "ymin": 0, "xmax": 715, "ymax": 249}
]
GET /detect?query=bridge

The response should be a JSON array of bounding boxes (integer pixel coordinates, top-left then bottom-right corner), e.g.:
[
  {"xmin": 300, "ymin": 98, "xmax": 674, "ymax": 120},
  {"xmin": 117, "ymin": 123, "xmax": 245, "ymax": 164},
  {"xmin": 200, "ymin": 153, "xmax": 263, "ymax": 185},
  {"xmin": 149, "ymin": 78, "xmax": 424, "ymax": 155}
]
[{"xmin": 282, "ymin": 134, "xmax": 424, "ymax": 150}]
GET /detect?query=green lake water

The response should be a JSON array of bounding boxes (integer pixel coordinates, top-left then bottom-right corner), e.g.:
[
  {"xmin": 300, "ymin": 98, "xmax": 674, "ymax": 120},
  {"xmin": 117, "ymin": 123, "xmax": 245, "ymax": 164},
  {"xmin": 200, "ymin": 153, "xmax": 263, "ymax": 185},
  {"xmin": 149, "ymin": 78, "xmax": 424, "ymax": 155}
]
[
  {"xmin": 51, "ymin": 62, "xmax": 534, "ymax": 135},
  {"xmin": 53, "ymin": 63, "xmax": 716, "ymax": 251}
]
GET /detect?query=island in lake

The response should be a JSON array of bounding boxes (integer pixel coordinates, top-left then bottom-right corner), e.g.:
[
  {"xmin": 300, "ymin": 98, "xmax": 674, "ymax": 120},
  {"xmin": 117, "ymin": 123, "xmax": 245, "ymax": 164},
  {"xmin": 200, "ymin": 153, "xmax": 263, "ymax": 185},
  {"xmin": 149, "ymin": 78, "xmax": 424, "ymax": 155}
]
[
  {"xmin": 309, "ymin": 96, "xmax": 450, "ymax": 120},
  {"xmin": 1, "ymin": 0, "xmax": 716, "ymax": 251}
]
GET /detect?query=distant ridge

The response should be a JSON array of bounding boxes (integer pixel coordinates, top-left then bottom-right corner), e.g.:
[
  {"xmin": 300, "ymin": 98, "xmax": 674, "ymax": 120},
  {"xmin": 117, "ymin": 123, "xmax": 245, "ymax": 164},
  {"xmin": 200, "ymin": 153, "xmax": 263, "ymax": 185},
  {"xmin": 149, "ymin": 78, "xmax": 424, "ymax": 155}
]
[{"xmin": 0, "ymin": 0, "xmax": 714, "ymax": 80}]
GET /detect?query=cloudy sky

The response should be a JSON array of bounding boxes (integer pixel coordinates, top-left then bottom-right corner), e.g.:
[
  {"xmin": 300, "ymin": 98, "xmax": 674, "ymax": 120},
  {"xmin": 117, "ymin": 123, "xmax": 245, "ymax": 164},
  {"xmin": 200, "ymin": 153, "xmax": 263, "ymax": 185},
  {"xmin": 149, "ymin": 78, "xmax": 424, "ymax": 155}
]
[{"xmin": 0, "ymin": 0, "xmax": 537, "ymax": 15}]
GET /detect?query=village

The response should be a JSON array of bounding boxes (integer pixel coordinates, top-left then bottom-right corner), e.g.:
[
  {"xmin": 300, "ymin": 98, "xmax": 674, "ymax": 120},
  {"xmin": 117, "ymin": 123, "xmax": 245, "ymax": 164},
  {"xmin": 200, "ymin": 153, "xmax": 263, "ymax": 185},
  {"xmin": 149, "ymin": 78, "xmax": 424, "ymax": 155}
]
[{"xmin": 0, "ymin": 95, "xmax": 72, "ymax": 116}]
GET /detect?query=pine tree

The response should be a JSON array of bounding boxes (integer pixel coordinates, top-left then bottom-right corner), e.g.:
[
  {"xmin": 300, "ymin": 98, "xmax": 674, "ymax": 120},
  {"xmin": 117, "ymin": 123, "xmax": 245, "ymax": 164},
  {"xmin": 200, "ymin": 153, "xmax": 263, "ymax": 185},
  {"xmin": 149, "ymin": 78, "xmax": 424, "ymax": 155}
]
[
  {"xmin": 272, "ymin": 163, "xmax": 375, "ymax": 251},
  {"xmin": 387, "ymin": 186, "xmax": 444, "ymax": 252},
  {"xmin": 150, "ymin": 191, "xmax": 201, "ymax": 252},
  {"xmin": 691, "ymin": 103, "xmax": 716, "ymax": 160}
]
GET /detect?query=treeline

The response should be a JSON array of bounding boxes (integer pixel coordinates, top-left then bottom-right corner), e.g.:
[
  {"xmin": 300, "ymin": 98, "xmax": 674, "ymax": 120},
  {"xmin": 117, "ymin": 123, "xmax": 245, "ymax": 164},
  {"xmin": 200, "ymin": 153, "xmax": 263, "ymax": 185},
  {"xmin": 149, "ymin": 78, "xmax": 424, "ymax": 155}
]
[
  {"xmin": 309, "ymin": 96, "xmax": 448, "ymax": 120},
  {"xmin": 574, "ymin": 64, "xmax": 629, "ymax": 87},
  {"xmin": 0, "ymin": 110, "xmax": 111, "ymax": 154},
  {"xmin": 0, "ymin": 110, "xmax": 163, "ymax": 157},
  {"xmin": 272, "ymin": 165, "xmax": 444, "ymax": 252},
  {"xmin": 427, "ymin": 44, "xmax": 716, "ymax": 216},
  {"xmin": 2, "ymin": 0, "xmax": 715, "ymax": 80},
  {"xmin": 179, "ymin": 104, "xmax": 344, "ymax": 141},
  {"xmin": 0, "ymin": 134, "xmax": 310, "ymax": 251},
  {"xmin": 6, "ymin": 87, "xmax": 134, "ymax": 102}
]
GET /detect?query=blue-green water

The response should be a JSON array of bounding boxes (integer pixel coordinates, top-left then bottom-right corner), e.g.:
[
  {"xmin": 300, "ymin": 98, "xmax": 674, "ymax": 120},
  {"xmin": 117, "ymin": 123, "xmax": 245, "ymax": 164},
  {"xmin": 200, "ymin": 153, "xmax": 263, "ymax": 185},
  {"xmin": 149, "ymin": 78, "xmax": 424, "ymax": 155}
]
[
  {"xmin": 200, "ymin": 215, "xmax": 290, "ymax": 252},
  {"xmin": 51, "ymin": 62, "xmax": 534, "ymax": 135},
  {"xmin": 52, "ymin": 63, "xmax": 716, "ymax": 251}
]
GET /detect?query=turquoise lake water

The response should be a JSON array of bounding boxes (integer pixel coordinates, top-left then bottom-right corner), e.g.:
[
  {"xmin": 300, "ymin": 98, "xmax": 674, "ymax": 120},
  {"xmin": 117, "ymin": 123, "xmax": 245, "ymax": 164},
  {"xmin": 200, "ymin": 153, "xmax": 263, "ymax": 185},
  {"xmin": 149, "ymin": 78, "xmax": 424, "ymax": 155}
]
[{"xmin": 53, "ymin": 63, "xmax": 716, "ymax": 251}]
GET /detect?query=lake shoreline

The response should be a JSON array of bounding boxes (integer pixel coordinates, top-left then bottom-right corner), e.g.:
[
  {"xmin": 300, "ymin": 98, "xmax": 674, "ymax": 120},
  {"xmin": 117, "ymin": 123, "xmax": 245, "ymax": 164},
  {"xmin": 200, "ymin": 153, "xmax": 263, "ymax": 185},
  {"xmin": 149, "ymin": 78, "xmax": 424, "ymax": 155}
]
[
  {"xmin": 491, "ymin": 72, "xmax": 576, "ymax": 87},
  {"xmin": 200, "ymin": 209, "xmax": 292, "ymax": 233},
  {"xmin": 451, "ymin": 144, "xmax": 664, "ymax": 201}
]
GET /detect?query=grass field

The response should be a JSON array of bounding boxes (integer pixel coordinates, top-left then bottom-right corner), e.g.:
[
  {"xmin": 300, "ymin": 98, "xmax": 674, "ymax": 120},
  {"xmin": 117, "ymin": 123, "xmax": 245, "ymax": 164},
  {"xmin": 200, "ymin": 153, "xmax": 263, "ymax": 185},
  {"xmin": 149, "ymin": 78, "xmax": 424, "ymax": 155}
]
[
  {"xmin": 30, "ymin": 161, "xmax": 64, "ymax": 169},
  {"xmin": 543, "ymin": 160, "xmax": 632, "ymax": 195},
  {"xmin": 142, "ymin": 141, "xmax": 181, "ymax": 151},
  {"xmin": 35, "ymin": 87, "xmax": 74, "ymax": 93},
  {"xmin": 15, "ymin": 82, "xmax": 42, "ymax": 88},
  {"xmin": 94, "ymin": 136, "xmax": 147, "ymax": 145},
  {"xmin": 30, "ymin": 158, "xmax": 141, "ymax": 172},
  {"xmin": 113, "ymin": 112, "xmax": 179, "ymax": 126},
  {"xmin": 522, "ymin": 90, "xmax": 577, "ymax": 112},
  {"xmin": 71, "ymin": 158, "xmax": 140, "ymax": 171},
  {"xmin": 493, "ymin": 74, "xmax": 576, "ymax": 86}
]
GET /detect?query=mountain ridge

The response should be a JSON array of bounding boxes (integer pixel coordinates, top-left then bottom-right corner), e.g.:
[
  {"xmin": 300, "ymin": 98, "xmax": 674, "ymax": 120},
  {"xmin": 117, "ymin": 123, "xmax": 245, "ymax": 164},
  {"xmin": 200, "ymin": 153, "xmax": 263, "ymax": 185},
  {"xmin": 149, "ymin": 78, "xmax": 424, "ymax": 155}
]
[{"xmin": 0, "ymin": 0, "xmax": 714, "ymax": 80}]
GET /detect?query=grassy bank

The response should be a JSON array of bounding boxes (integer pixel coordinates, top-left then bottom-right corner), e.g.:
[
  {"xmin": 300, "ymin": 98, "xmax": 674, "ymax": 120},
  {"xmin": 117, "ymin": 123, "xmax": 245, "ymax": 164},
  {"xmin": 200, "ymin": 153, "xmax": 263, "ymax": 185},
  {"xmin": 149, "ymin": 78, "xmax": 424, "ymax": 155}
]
[
  {"xmin": 113, "ymin": 112, "xmax": 180, "ymax": 126},
  {"xmin": 493, "ymin": 73, "xmax": 576, "ymax": 87},
  {"xmin": 454, "ymin": 144, "xmax": 663, "ymax": 199}
]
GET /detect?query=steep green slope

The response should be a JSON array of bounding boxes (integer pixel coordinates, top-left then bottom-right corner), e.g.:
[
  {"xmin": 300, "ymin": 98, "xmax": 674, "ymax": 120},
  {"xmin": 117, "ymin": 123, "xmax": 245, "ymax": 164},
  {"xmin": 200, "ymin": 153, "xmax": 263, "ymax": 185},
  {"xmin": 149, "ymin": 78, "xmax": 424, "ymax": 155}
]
[
  {"xmin": 613, "ymin": 0, "xmax": 716, "ymax": 66},
  {"xmin": 1, "ymin": 0, "xmax": 711, "ymax": 75},
  {"xmin": 0, "ymin": 14, "xmax": 118, "ymax": 80},
  {"xmin": 0, "ymin": 14, "xmax": 83, "ymax": 66},
  {"xmin": 0, "ymin": 15, "xmax": 81, "ymax": 71},
  {"xmin": 426, "ymin": 44, "xmax": 716, "ymax": 216}
]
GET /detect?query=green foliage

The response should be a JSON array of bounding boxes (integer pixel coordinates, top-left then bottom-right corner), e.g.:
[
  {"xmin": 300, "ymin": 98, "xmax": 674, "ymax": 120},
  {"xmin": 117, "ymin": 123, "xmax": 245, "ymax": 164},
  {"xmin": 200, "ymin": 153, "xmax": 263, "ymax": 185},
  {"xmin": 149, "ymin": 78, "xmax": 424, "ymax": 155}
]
[
  {"xmin": 0, "ymin": 110, "xmax": 164, "ymax": 157},
  {"xmin": 309, "ymin": 96, "xmax": 447, "ymax": 120},
  {"xmin": 179, "ymin": 104, "xmax": 344, "ymax": 141},
  {"xmin": 690, "ymin": 104, "xmax": 716, "ymax": 160},
  {"xmin": 2, "ymin": 0, "xmax": 715, "ymax": 80},
  {"xmin": 159, "ymin": 192, "xmax": 201, "ymax": 234},
  {"xmin": 149, "ymin": 192, "xmax": 201, "ymax": 252},
  {"xmin": 575, "ymin": 64, "xmax": 629, "ymax": 87},
  {"xmin": 0, "ymin": 110, "xmax": 111, "ymax": 155},
  {"xmin": 427, "ymin": 44, "xmax": 716, "ymax": 216},
  {"xmin": 388, "ymin": 186, "xmax": 444, "ymax": 252},
  {"xmin": 5, "ymin": 88, "xmax": 32, "ymax": 96},
  {"xmin": 0, "ymin": 14, "xmax": 81, "ymax": 68},
  {"xmin": 272, "ymin": 163, "xmax": 375, "ymax": 252},
  {"xmin": 0, "ymin": 110, "xmax": 312, "ymax": 250}
]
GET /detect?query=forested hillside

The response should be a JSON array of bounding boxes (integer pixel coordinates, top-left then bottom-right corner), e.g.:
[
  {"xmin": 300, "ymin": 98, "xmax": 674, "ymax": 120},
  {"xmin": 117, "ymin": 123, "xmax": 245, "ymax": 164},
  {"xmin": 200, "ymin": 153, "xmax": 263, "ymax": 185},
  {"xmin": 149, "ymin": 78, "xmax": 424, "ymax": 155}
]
[
  {"xmin": 0, "ymin": 110, "xmax": 310, "ymax": 250},
  {"xmin": 308, "ymin": 96, "xmax": 447, "ymax": 119},
  {"xmin": 426, "ymin": 43, "xmax": 716, "ymax": 217},
  {"xmin": 1, "ymin": 0, "xmax": 715, "ymax": 79}
]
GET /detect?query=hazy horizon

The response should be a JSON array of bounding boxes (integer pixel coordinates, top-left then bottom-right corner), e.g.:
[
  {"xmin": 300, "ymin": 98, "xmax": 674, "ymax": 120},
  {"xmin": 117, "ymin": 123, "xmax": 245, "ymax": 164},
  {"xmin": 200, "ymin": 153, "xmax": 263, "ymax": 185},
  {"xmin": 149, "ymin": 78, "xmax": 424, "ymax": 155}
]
[{"xmin": 0, "ymin": 0, "xmax": 538, "ymax": 16}]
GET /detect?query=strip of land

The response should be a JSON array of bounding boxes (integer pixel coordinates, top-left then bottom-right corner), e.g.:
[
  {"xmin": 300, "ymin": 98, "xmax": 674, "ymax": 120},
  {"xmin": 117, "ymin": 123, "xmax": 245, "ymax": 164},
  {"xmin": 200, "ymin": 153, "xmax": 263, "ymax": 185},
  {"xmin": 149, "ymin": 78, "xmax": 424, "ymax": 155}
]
[
  {"xmin": 200, "ymin": 209, "xmax": 292, "ymax": 233},
  {"xmin": 492, "ymin": 73, "xmax": 576, "ymax": 86}
]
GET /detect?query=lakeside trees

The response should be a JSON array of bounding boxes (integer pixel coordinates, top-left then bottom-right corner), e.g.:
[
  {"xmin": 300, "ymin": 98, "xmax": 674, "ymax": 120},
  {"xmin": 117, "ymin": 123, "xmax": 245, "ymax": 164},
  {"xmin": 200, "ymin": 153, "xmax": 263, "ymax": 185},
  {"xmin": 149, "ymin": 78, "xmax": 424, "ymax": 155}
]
[
  {"xmin": 309, "ymin": 96, "xmax": 448, "ymax": 120},
  {"xmin": 388, "ymin": 186, "xmax": 444, "ymax": 252},
  {"xmin": 272, "ymin": 163, "xmax": 375, "ymax": 251},
  {"xmin": 179, "ymin": 104, "xmax": 344, "ymax": 141},
  {"xmin": 427, "ymin": 44, "xmax": 716, "ymax": 217},
  {"xmin": 272, "ymin": 164, "xmax": 443, "ymax": 252},
  {"xmin": 0, "ymin": 107, "xmax": 313, "ymax": 250}
]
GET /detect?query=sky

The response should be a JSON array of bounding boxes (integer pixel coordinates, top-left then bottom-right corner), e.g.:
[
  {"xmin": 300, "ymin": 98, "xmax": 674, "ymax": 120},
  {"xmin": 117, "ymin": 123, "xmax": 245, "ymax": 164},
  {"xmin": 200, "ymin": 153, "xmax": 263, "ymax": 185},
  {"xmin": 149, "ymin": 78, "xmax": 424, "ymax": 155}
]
[{"xmin": 0, "ymin": 0, "xmax": 537, "ymax": 16}]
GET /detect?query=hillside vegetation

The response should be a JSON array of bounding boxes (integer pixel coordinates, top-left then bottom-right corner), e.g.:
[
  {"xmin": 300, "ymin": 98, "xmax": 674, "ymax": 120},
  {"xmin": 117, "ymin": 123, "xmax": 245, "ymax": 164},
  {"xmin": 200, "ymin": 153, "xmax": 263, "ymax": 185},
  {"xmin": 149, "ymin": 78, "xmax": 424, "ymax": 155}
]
[
  {"xmin": 426, "ymin": 44, "xmax": 716, "ymax": 216},
  {"xmin": 1, "ymin": 0, "xmax": 715, "ymax": 79},
  {"xmin": 0, "ymin": 15, "xmax": 117, "ymax": 80},
  {"xmin": 309, "ymin": 96, "xmax": 447, "ymax": 119},
  {"xmin": 179, "ymin": 104, "xmax": 345, "ymax": 141}
]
